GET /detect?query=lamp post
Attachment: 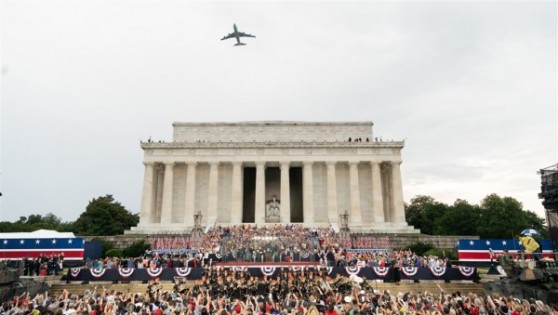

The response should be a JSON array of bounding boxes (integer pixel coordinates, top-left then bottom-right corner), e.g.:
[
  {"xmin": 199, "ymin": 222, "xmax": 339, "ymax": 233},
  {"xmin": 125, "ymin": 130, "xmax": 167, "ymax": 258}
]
[
  {"xmin": 340, "ymin": 210, "xmax": 350, "ymax": 236},
  {"xmin": 192, "ymin": 211, "xmax": 203, "ymax": 238}
]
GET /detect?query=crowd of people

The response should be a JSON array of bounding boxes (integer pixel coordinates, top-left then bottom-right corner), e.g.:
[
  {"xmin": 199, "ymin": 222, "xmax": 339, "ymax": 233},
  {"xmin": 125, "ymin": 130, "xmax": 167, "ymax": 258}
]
[
  {"xmin": 147, "ymin": 226, "xmax": 391, "ymax": 252},
  {"xmin": 146, "ymin": 225, "xmax": 393, "ymax": 263},
  {"xmin": 88, "ymin": 225, "xmax": 447, "ymax": 271},
  {"xmin": 3, "ymin": 225, "xmax": 557, "ymax": 313},
  {"xmin": 21, "ymin": 254, "xmax": 65, "ymax": 277},
  {"xmin": 3, "ymin": 268, "xmax": 557, "ymax": 315}
]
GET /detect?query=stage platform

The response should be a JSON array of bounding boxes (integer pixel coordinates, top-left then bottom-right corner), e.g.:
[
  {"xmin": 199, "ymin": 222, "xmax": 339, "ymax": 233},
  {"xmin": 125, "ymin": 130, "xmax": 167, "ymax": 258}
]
[
  {"xmin": 66, "ymin": 265, "xmax": 478, "ymax": 283},
  {"xmin": 214, "ymin": 261, "xmax": 320, "ymax": 268}
]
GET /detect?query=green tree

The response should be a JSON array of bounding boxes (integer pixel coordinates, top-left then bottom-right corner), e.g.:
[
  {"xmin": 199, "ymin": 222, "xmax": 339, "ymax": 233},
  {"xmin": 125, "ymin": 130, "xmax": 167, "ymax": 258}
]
[
  {"xmin": 435, "ymin": 199, "xmax": 481, "ymax": 235},
  {"xmin": 122, "ymin": 241, "xmax": 150, "ymax": 258},
  {"xmin": 476, "ymin": 194, "xmax": 544, "ymax": 238},
  {"xmin": 405, "ymin": 195, "xmax": 448, "ymax": 235},
  {"xmin": 0, "ymin": 213, "xmax": 71, "ymax": 232},
  {"xmin": 407, "ymin": 241, "xmax": 434, "ymax": 255},
  {"xmin": 0, "ymin": 221, "xmax": 30, "ymax": 232},
  {"xmin": 74, "ymin": 195, "xmax": 139, "ymax": 236},
  {"xmin": 524, "ymin": 210, "xmax": 546, "ymax": 235}
]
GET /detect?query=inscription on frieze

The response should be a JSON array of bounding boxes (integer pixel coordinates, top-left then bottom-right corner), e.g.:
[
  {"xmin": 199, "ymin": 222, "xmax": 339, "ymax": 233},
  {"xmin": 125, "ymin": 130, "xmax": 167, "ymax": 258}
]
[{"xmin": 173, "ymin": 121, "xmax": 373, "ymax": 143}]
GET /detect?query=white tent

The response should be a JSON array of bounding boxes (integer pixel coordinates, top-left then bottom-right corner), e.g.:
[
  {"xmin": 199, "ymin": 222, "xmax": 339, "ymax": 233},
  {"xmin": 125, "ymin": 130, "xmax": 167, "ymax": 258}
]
[{"xmin": 0, "ymin": 229, "xmax": 76, "ymax": 239}]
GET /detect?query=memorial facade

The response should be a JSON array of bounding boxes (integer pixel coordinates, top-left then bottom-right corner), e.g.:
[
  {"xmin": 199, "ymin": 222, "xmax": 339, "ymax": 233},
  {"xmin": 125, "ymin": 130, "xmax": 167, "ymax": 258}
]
[{"xmin": 129, "ymin": 121, "xmax": 419, "ymax": 234}]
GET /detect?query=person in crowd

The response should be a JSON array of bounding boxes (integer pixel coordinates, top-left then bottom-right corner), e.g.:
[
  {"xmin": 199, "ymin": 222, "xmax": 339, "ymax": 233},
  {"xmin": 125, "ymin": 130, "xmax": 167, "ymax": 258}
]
[{"xmin": 4, "ymin": 281, "xmax": 558, "ymax": 315}]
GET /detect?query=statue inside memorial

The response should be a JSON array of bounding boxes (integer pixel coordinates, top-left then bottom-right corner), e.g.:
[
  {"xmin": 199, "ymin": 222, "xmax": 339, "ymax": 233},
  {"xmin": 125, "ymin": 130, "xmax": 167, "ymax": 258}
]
[{"xmin": 266, "ymin": 197, "xmax": 280, "ymax": 218}]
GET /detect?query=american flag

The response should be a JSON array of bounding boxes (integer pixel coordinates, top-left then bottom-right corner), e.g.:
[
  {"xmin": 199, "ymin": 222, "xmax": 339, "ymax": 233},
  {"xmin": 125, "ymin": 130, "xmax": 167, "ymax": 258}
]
[
  {"xmin": 0, "ymin": 238, "xmax": 85, "ymax": 260},
  {"xmin": 457, "ymin": 239, "xmax": 553, "ymax": 263}
]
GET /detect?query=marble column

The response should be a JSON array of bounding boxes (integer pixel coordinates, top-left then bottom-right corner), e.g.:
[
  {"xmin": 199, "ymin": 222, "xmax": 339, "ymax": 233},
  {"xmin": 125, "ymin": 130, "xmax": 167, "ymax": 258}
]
[
  {"xmin": 184, "ymin": 162, "xmax": 197, "ymax": 227},
  {"xmin": 255, "ymin": 162, "xmax": 266, "ymax": 224},
  {"xmin": 303, "ymin": 161, "xmax": 314, "ymax": 223},
  {"xmin": 207, "ymin": 162, "xmax": 219, "ymax": 226},
  {"xmin": 139, "ymin": 162, "xmax": 155, "ymax": 225},
  {"xmin": 326, "ymin": 161, "xmax": 338, "ymax": 225},
  {"xmin": 390, "ymin": 161, "xmax": 406, "ymax": 223},
  {"xmin": 231, "ymin": 162, "xmax": 243, "ymax": 224},
  {"xmin": 348, "ymin": 161, "xmax": 362, "ymax": 224},
  {"xmin": 381, "ymin": 164, "xmax": 391, "ymax": 222},
  {"xmin": 280, "ymin": 162, "xmax": 291, "ymax": 223},
  {"xmin": 371, "ymin": 162, "xmax": 385, "ymax": 223},
  {"xmin": 155, "ymin": 166, "xmax": 164, "ymax": 223},
  {"xmin": 160, "ymin": 162, "xmax": 174, "ymax": 224}
]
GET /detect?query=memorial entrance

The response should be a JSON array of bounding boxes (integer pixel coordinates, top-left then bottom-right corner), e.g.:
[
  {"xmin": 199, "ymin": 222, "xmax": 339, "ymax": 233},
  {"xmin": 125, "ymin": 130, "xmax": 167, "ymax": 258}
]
[{"xmin": 241, "ymin": 166, "xmax": 304, "ymax": 224}]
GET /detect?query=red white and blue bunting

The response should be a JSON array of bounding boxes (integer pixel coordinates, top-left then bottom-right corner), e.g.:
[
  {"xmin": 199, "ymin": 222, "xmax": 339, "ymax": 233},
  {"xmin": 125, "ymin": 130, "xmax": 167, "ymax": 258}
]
[
  {"xmin": 401, "ymin": 266, "xmax": 418, "ymax": 277},
  {"xmin": 372, "ymin": 266, "xmax": 389, "ymax": 277},
  {"xmin": 345, "ymin": 266, "xmax": 361, "ymax": 276},
  {"xmin": 429, "ymin": 266, "xmax": 446, "ymax": 277},
  {"xmin": 66, "ymin": 266, "xmax": 477, "ymax": 282},
  {"xmin": 70, "ymin": 268, "xmax": 81, "ymax": 278},
  {"xmin": 261, "ymin": 266, "xmax": 276, "ymax": 276},
  {"xmin": 146, "ymin": 267, "xmax": 163, "ymax": 278},
  {"xmin": 458, "ymin": 266, "xmax": 475, "ymax": 277},
  {"xmin": 118, "ymin": 268, "xmax": 135, "ymax": 278},
  {"xmin": 232, "ymin": 266, "xmax": 248, "ymax": 273},
  {"xmin": 90, "ymin": 268, "xmax": 107, "ymax": 278},
  {"xmin": 175, "ymin": 267, "xmax": 192, "ymax": 277}
]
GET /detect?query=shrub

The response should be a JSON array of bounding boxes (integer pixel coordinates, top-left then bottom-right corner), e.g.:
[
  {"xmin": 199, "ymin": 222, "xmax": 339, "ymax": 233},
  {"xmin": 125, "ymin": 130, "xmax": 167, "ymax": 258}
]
[
  {"xmin": 407, "ymin": 242, "xmax": 434, "ymax": 255},
  {"xmin": 122, "ymin": 241, "xmax": 150, "ymax": 258},
  {"xmin": 105, "ymin": 248, "xmax": 123, "ymax": 258},
  {"xmin": 424, "ymin": 248, "xmax": 457, "ymax": 260}
]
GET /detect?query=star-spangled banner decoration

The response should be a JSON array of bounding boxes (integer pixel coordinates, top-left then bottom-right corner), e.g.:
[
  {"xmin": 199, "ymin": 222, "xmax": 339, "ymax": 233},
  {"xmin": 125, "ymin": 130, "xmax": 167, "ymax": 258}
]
[
  {"xmin": 0, "ymin": 238, "xmax": 84, "ymax": 260},
  {"xmin": 458, "ymin": 239, "xmax": 553, "ymax": 263}
]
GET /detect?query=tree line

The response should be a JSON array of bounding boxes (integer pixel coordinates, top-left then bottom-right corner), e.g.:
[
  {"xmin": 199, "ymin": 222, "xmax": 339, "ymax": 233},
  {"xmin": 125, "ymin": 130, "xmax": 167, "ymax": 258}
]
[
  {"xmin": 405, "ymin": 193, "xmax": 545, "ymax": 238},
  {"xmin": 0, "ymin": 195, "xmax": 139, "ymax": 236},
  {"xmin": 0, "ymin": 193, "xmax": 546, "ymax": 238}
]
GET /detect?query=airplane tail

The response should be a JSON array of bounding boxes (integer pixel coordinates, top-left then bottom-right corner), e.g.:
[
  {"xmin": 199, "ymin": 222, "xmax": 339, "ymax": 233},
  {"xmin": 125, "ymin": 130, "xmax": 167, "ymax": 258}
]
[{"xmin": 234, "ymin": 42, "xmax": 246, "ymax": 46}]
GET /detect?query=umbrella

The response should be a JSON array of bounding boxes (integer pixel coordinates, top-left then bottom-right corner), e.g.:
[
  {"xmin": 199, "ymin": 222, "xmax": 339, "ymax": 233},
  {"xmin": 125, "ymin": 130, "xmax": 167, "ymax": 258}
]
[{"xmin": 520, "ymin": 229, "xmax": 540, "ymax": 236}]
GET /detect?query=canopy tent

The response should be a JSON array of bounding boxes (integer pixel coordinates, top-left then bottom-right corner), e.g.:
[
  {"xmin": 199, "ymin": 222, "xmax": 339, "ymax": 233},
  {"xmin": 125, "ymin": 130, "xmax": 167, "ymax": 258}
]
[{"xmin": 0, "ymin": 229, "xmax": 76, "ymax": 239}]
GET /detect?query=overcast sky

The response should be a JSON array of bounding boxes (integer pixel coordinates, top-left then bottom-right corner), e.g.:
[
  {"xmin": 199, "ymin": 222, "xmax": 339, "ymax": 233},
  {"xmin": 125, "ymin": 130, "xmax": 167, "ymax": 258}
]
[{"xmin": 1, "ymin": 1, "xmax": 556, "ymax": 224}]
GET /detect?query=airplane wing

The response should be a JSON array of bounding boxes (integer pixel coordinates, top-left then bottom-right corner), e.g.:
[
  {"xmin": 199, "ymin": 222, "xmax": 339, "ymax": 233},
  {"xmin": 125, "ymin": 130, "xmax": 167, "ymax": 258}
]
[
  {"xmin": 221, "ymin": 33, "xmax": 236, "ymax": 40},
  {"xmin": 237, "ymin": 32, "xmax": 255, "ymax": 38}
]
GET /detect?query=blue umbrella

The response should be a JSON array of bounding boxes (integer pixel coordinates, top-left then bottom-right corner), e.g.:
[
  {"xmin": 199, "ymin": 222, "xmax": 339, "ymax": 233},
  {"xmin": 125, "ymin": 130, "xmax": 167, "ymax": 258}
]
[{"xmin": 520, "ymin": 228, "xmax": 540, "ymax": 236}]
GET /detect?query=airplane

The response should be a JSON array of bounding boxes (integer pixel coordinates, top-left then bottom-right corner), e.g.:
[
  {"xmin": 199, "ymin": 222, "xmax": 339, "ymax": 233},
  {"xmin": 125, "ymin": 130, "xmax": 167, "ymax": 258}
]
[{"xmin": 221, "ymin": 24, "xmax": 255, "ymax": 46}]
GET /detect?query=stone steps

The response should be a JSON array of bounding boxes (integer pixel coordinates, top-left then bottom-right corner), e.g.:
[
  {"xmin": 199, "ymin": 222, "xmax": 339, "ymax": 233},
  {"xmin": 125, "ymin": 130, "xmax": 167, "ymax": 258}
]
[{"xmin": 49, "ymin": 281, "xmax": 485, "ymax": 298}]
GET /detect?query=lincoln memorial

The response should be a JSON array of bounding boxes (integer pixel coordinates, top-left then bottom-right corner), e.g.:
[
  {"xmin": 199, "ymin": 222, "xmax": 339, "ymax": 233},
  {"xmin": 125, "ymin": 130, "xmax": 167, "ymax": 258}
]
[{"xmin": 128, "ymin": 121, "xmax": 419, "ymax": 234}]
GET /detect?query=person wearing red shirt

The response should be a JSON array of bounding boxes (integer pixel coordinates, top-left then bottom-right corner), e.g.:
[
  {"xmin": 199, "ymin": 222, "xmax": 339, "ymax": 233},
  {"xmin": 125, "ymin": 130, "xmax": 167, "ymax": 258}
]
[{"xmin": 325, "ymin": 304, "xmax": 338, "ymax": 315}]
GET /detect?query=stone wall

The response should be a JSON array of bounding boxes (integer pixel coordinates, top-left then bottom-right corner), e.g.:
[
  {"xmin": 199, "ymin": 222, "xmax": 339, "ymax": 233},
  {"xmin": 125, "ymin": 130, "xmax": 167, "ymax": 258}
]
[{"xmin": 83, "ymin": 235, "xmax": 149, "ymax": 249}]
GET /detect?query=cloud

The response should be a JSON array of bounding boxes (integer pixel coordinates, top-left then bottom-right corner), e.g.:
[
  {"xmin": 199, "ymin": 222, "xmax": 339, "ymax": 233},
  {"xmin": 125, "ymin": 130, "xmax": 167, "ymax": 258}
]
[{"xmin": 1, "ymin": 1, "xmax": 555, "ymax": 222}]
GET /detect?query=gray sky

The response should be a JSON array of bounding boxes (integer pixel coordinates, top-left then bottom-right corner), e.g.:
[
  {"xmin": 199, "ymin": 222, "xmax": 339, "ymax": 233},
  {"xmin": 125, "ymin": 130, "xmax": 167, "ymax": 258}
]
[{"xmin": 1, "ymin": 1, "xmax": 556, "ymax": 223}]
